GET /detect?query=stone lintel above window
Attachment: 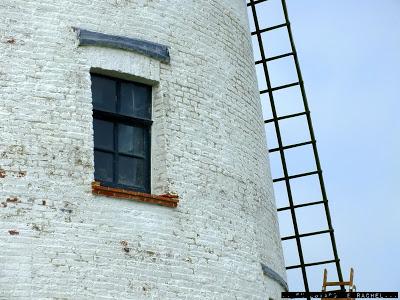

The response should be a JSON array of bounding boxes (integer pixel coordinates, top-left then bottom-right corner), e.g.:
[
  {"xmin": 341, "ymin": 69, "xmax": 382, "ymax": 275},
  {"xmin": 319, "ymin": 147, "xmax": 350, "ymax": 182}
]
[{"xmin": 74, "ymin": 27, "xmax": 170, "ymax": 63}]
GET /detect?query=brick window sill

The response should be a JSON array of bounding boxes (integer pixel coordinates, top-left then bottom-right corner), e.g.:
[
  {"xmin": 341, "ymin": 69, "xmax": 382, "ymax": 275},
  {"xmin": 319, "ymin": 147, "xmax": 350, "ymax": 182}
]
[{"xmin": 92, "ymin": 182, "xmax": 179, "ymax": 208}]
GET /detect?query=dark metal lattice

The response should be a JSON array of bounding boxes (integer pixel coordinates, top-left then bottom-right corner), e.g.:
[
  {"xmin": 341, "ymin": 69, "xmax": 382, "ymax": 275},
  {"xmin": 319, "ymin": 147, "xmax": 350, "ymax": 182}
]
[{"xmin": 247, "ymin": 0, "xmax": 344, "ymax": 295}]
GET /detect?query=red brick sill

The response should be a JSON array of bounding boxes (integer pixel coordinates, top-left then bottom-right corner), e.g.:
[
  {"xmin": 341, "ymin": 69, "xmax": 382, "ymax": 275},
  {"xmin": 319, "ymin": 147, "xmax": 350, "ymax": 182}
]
[{"xmin": 92, "ymin": 182, "xmax": 179, "ymax": 208}]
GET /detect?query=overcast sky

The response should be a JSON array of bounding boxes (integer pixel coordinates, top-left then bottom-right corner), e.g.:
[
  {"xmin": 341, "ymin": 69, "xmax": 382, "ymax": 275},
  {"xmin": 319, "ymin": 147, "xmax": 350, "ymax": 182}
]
[{"xmin": 249, "ymin": 0, "xmax": 400, "ymax": 291}]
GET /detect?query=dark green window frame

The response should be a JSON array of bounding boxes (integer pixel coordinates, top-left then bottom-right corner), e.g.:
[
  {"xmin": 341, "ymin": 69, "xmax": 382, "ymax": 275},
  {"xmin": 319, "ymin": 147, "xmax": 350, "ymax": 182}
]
[{"xmin": 91, "ymin": 73, "xmax": 152, "ymax": 193}]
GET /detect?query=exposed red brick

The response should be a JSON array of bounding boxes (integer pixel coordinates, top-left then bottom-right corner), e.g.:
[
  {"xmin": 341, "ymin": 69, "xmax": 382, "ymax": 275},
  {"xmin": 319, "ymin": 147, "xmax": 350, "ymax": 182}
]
[
  {"xmin": 159, "ymin": 193, "xmax": 179, "ymax": 200},
  {"xmin": 8, "ymin": 230, "xmax": 19, "ymax": 235},
  {"xmin": 6, "ymin": 197, "xmax": 18, "ymax": 203},
  {"xmin": 17, "ymin": 171, "xmax": 27, "ymax": 177},
  {"xmin": 6, "ymin": 37, "xmax": 16, "ymax": 44},
  {"xmin": 0, "ymin": 169, "xmax": 5, "ymax": 178},
  {"xmin": 92, "ymin": 181, "xmax": 179, "ymax": 208}
]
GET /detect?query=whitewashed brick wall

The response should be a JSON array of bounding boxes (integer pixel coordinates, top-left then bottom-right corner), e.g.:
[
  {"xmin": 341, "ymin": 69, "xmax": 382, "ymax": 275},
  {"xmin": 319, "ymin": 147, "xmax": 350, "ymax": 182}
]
[{"xmin": 0, "ymin": 0, "xmax": 286, "ymax": 298}]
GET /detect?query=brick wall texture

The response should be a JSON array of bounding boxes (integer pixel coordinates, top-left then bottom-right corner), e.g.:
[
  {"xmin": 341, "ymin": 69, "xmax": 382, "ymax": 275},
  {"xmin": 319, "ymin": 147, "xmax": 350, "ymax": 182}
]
[{"xmin": 0, "ymin": 0, "xmax": 287, "ymax": 299}]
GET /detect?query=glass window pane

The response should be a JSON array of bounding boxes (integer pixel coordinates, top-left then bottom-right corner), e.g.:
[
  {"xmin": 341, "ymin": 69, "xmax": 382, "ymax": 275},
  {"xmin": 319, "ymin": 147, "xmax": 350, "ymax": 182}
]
[
  {"xmin": 118, "ymin": 124, "xmax": 145, "ymax": 156},
  {"xmin": 93, "ymin": 119, "xmax": 114, "ymax": 150},
  {"xmin": 94, "ymin": 151, "xmax": 114, "ymax": 182},
  {"xmin": 91, "ymin": 75, "xmax": 117, "ymax": 112},
  {"xmin": 120, "ymin": 82, "xmax": 151, "ymax": 118},
  {"xmin": 117, "ymin": 156, "xmax": 145, "ymax": 188}
]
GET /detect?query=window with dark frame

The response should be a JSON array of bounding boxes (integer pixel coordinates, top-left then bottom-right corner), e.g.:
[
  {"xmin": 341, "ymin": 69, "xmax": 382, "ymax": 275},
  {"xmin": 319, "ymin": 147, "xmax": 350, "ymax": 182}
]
[{"xmin": 91, "ymin": 74, "xmax": 152, "ymax": 194}]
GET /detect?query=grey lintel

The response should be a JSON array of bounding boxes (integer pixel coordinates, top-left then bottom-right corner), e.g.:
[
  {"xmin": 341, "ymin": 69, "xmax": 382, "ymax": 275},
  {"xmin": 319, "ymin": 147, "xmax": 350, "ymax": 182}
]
[
  {"xmin": 261, "ymin": 263, "xmax": 289, "ymax": 292},
  {"xmin": 73, "ymin": 27, "xmax": 170, "ymax": 63}
]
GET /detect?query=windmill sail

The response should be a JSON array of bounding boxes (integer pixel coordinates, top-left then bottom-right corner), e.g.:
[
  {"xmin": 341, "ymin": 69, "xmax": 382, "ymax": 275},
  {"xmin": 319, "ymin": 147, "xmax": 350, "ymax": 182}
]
[{"xmin": 247, "ymin": 0, "xmax": 344, "ymax": 295}]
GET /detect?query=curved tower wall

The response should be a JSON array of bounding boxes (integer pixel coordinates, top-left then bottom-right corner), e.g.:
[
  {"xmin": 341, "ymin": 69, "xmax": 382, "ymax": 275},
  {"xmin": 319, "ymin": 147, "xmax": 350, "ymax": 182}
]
[{"xmin": 0, "ymin": 0, "xmax": 286, "ymax": 298}]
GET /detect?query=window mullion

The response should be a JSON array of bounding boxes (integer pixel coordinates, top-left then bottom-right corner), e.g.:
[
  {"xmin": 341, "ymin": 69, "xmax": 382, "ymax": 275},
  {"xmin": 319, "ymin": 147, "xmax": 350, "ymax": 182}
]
[
  {"xmin": 93, "ymin": 109, "xmax": 153, "ymax": 126},
  {"xmin": 114, "ymin": 81, "xmax": 121, "ymax": 184}
]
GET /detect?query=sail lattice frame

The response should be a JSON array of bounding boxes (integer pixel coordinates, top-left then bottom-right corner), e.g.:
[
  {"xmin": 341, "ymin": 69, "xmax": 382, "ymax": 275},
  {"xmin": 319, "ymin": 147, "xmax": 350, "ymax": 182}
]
[{"xmin": 247, "ymin": 0, "xmax": 344, "ymax": 295}]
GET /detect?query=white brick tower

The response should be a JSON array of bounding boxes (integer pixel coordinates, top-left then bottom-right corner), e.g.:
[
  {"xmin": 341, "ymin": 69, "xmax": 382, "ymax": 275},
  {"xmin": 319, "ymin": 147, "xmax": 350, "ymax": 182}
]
[{"xmin": 0, "ymin": 0, "xmax": 286, "ymax": 298}]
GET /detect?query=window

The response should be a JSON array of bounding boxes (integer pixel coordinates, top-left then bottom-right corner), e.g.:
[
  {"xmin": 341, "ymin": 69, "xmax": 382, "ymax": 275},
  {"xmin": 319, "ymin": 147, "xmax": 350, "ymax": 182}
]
[{"xmin": 91, "ymin": 74, "xmax": 152, "ymax": 193}]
